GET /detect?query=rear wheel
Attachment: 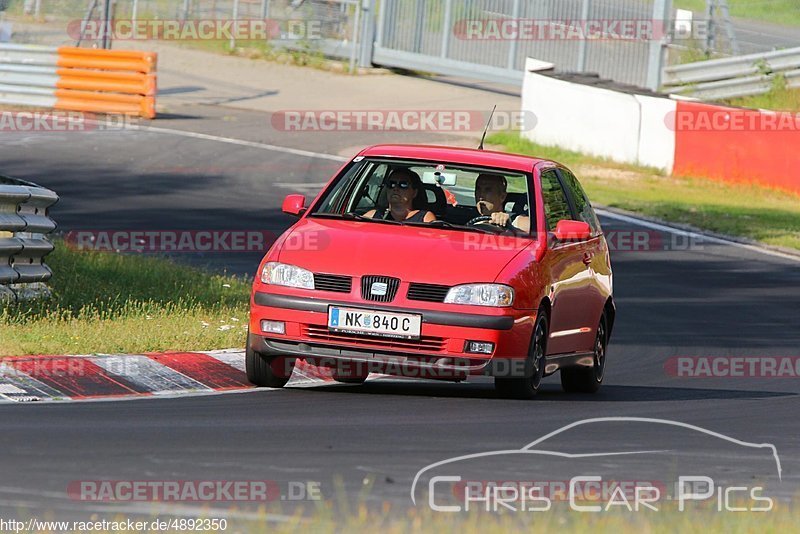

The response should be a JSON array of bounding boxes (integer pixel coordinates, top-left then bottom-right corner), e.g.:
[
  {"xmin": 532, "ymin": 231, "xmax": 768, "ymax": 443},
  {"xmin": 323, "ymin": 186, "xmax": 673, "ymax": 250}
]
[
  {"xmin": 561, "ymin": 314, "xmax": 607, "ymax": 393},
  {"xmin": 495, "ymin": 310, "xmax": 548, "ymax": 400},
  {"xmin": 246, "ymin": 341, "xmax": 294, "ymax": 388}
]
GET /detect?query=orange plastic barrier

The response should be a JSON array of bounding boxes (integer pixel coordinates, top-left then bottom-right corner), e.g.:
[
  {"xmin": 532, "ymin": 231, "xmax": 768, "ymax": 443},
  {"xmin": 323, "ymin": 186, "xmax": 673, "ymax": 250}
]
[
  {"xmin": 53, "ymin": 47, "xmax": 157, "ymax": 118},
  {"xmin": 673, "ymin": 100, "xmax": 800, "ymax": 195},
  {"xmin": 56, "ymin": 47, "xmax": 157, "ymax": 73},
  {"xmin": 56, "ymin": 69, "xmax": 156, "ymax": 96}
]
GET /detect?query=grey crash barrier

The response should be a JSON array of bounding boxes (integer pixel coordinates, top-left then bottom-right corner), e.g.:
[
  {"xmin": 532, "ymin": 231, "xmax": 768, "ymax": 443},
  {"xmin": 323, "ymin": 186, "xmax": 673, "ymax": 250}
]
[{"xmin": 0, "ymin": 174, "xmax": 58, "ymax": 302}]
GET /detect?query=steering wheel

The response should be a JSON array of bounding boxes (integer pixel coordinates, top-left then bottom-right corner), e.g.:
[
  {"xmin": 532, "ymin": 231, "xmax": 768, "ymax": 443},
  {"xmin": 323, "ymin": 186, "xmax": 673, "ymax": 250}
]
[{"xmin": 467, "ymin": 215, "xmax": 510, "ymax": 228}]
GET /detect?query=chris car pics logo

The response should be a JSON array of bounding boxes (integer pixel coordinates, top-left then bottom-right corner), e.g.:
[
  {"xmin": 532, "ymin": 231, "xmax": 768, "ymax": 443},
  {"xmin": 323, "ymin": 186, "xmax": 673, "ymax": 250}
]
[{"xmin": 411, "ymin": 417, "xmax": 781, "ymax": 513}]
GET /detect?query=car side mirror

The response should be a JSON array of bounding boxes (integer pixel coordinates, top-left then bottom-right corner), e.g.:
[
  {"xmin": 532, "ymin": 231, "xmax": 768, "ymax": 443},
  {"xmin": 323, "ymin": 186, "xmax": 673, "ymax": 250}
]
[
  {"xmin": 282, "ymin": 194, "xmax": 306, "ymax": 217},
  {"xmin": 554, "ymin": 220, "xmax": 592, "ymax": 242}
]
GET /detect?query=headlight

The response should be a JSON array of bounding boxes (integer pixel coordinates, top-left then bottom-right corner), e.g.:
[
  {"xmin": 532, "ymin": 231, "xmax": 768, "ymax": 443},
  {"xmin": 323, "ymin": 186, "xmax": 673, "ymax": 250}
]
[
  {"xmin": 260, "ymin": 262, "xmax": 314, "ymax": 289},
  {"xmin": 444, "ymin": 284, "xmax": 514, "ymax": 307}
]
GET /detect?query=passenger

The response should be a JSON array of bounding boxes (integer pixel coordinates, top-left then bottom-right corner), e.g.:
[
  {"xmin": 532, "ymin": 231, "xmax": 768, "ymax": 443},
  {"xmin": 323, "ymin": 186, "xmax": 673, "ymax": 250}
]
[
  {"xmin": 474, "ymin": 173, "xmax": 530, "ymax": 233},
  {"xmin": 365, "ymin": 169, "xmax": 436, "ymax": 223}
]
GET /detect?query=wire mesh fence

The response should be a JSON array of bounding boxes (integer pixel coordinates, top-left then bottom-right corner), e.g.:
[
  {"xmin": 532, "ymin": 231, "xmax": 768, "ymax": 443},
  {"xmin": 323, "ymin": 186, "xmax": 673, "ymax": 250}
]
[{"xmin": 4, "ymin": 0, "xmax": 682, "ymax": 89}]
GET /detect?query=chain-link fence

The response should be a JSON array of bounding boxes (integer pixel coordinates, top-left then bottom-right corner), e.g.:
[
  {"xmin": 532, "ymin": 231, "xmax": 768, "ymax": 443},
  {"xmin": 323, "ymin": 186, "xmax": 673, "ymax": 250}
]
[
  {"xmin": 3, "ymin": 0, "xmax": 364, "ymax": 66},
  {"xmin": 4, "ymin": 0, "xmax": 683, "ymax": 89}
]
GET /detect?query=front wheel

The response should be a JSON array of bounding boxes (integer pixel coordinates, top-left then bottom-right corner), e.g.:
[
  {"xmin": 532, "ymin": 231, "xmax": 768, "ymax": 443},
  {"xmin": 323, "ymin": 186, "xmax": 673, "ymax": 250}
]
[
  {"xmin": 561, "ymin": 313, "xmax": 607, "ymax": 393},
  {"xmin": 332, "ymin": 375, "xmax": 368, "ymax": 384},
  {"xmin": 246, "ymin": 342, "xmax": 294, "ymax": 388},
  {"xmin": 495, "ymin": 309, "xmax": 548, "ymax": 399}
]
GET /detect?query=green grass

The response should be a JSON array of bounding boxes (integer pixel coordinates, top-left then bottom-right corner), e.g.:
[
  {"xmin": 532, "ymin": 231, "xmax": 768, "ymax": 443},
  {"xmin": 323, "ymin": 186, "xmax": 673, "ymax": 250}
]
[
  {"xmin": 724, "ymin": 77, "xmax": 800, "ymax": 112},
  {"xmin": 39, "ymin": 499, "xmax": 799, "ymax": 533},
  {"xmin": 0, "ymin": 242, "xmax": 250, "ymax": 356},
  {"xmin": 175, "ymin": 37, "xmax": 348, "ymax": 71},
  {"xmin": 486, "ymin": 132, "xmax": 800, "ymax": 251},
  {"xmin": 673, "ymin": 0, "xmax": 800, "ymax": 27},
  {"xmin": 486, "ymin": 131, "xmax": 663, "ymax": 175}
]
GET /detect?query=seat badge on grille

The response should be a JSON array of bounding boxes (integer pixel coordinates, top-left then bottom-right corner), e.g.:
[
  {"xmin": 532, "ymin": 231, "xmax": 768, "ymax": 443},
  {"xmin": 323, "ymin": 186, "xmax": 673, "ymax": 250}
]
[{"xmin": 370, "ymin": 282, "xmax": 388, "ymax": 296}]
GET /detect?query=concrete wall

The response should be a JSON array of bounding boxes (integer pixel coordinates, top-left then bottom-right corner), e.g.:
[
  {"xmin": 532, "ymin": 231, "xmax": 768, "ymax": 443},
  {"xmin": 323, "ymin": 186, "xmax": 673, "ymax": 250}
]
[{"xmin": 521, "ymin": 69, "xmax": 676, "ymax": 172}]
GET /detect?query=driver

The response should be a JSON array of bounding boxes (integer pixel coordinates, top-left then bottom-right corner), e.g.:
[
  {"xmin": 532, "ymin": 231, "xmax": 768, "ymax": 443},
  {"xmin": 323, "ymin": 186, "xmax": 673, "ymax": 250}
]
[
  {"xmin": 364, "ymin": 169, "xmax": 436, "ymax": 223},
  {"xmin": 474, "ymin": 173, "xmax": 530, "ymax": 233}
]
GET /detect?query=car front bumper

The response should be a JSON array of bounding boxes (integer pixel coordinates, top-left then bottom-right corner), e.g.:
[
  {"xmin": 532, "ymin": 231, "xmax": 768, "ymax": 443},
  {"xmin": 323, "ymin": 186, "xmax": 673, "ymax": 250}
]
[{"xmin": 250, "ymin": 291, "xmax": 536, "ymax": 378}]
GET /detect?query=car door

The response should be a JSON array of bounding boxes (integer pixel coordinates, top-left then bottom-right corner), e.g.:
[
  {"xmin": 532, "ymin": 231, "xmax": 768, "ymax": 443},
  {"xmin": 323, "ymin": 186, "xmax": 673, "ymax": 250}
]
[
  {"xmin": 539, "ymin": 168, "xmax": 594, "ymax": 355},
  {"xmin": 555, "ymin": 166, "xmax": 608, "ymax": 352}
]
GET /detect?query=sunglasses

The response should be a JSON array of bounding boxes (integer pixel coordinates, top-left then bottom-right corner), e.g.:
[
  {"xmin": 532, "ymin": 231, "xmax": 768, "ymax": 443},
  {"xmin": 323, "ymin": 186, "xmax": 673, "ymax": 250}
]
[{"xmin": 386, "ymin": 180, "xmax": 411, "ymax": 190}]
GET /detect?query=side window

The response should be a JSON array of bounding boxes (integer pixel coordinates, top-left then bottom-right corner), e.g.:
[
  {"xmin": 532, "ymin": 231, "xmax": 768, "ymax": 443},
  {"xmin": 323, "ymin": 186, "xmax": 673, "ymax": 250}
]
[
  {"xmin": 559, "ymin": 169, "xmax": 601, "ymax": 234},
  {"xmin": 352, "ymin": 164, "xmax": 390, "ymax": 212},
  {"xmin": 540, "ymin": 169, "xmax": 572, "ymax": 231}
]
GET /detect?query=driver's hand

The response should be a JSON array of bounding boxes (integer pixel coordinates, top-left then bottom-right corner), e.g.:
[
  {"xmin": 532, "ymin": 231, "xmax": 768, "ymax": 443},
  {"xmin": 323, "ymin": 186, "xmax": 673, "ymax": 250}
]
[{"xmin": 490, "ymin": 212, "xmax": 511, "ymax": 227}]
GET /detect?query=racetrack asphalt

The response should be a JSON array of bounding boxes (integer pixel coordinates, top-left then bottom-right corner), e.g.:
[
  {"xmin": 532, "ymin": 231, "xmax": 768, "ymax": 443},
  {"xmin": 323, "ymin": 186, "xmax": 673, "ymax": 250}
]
[{"xmin": 0, "ymin": 106, "xmax": 798, "ymax": 522}]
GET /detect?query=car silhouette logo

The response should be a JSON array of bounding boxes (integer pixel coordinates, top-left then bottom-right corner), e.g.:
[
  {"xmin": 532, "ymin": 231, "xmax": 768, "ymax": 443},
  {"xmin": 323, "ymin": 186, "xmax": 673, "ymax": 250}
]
[{"xmin": 371, "ymin": 282, "xmax": 388, "ymax": 296}]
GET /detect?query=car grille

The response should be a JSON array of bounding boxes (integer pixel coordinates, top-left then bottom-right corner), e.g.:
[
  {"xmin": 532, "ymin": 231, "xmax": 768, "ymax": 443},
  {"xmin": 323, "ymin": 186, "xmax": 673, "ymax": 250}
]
[
  {"xmin": 313, "ymin": 273, "xmax": 352, "ymax": 293},
  {"xmin": 407, "ymin": 282, "xmax": 451, "ymax": 303},
  {"xmin": 303, "ymin": 325, "xmax": 447, "ymax": 353},
  {"xmin": 361, "ymin": 275, "xmax": 400, "ymax": 302}
]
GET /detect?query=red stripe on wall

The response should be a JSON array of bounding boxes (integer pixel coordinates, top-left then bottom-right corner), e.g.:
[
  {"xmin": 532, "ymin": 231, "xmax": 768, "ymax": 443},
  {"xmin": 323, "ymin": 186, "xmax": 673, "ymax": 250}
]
[
  {"xmin": 7, "ymin": 357, "xmax": 149, "ymax": 398},
  {"xmin": 673, "ymin": 100, "xmax": 800, "ymax": 195},
  {"xmin": 145, "ymin": 352, "xmax": 251, "ymax": 390}
]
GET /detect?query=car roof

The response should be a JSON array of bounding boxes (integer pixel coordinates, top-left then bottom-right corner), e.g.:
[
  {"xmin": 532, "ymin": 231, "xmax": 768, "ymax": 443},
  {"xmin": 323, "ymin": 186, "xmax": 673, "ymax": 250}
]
[{"xmin": 358, "ymin": 144, "xmax": 548, "ymax": 173}]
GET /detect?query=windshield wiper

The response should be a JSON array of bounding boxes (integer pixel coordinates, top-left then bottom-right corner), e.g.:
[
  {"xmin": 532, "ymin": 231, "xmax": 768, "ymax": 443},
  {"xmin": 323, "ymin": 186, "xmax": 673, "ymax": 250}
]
[
  {"xmin": 342, "ymin": 212, "xmax": 402, "ymax": 225},
  {"xmin": 403, "ymin": 219, "xmax": 497, "ymax": 234}
]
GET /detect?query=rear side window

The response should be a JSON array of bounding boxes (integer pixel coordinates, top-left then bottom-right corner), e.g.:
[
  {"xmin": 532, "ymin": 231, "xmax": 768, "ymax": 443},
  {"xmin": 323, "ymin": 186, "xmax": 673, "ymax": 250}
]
[
  {"xmin": 540, "ymin": 169, "xmax": 572, "ymax": 231},
  {"xmin": 559, "ymin": 168, "xmax": 601, "ymax": 234}
]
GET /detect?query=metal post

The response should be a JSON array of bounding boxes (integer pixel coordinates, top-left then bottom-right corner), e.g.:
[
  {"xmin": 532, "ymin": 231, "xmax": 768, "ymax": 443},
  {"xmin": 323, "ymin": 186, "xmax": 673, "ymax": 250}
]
[
  {"xmin": 132, "ymin": 0, "xmax": 138, "ymax": 21},
  {"xmin": 76, "ymin": 0, "xmax": 98, "ymax": 46},
  {"xmin": 375, "ymin": 0, "xmax": 386, "ymax": 47},
  {"xmin": 576, "ymin": 0, "xmax": 590, "ymax": 72},
  {"xmin": 101, "ymin": 0, "xmax": 112, "ymax": 49},
  {"xmin": 646, "ymin": 0, "xmax": 671, "ymax": 91},
  {"xmin": 349, "ymin": 0, "xmax": 360, "ymax": 73},
  {"xmin": 260, "ymin": 0, "xmax": 269, "ymax": 19},
  {"xmin": 359, "ymin": 0, "xmax": 376, "ymax": 68},
  {"xmin": 506, "ymin": 0, "xmax": 520, "ymax": 69},
  {"xmin": 440, "ymin": 0, "xmax": 452, "ymax": 58},
  {"xmin": 230, "ymin": 0, "xmax": 239, "ymax": 49},
  {"xmin": 34, "ymin": 0, "xmax": 41, "ymax": 18},
  {"xmin": 412, "ymin": 0, "xmax": 424, "ymax": 53},
  {"xmin": 718, "ymin": 0, "xmax": 739, "ymax": 55},
  {"xmin": 705, "ymin": 0, "xmax": 715, "ymax": 54},
  {"xmin": 181, "ymin": 0, "xmax": 190, "ymax": 21}
]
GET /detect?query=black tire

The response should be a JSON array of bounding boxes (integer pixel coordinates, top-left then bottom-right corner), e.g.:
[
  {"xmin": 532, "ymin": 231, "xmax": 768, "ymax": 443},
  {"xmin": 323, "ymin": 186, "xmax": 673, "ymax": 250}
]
[
  {"xmin": 332, "ymin": 376, "xmax": 368, "ymax": 384},
  {"xmin": 246, "ymin": 342, "xmax": 294, "ymax": 388},
  {"xmin": 561, "ymin": 313, "xmax": 607, "ymax": 393},
  {"xmin": 495, "ymin": 309, "xmax": 548, "ymax": 399}
]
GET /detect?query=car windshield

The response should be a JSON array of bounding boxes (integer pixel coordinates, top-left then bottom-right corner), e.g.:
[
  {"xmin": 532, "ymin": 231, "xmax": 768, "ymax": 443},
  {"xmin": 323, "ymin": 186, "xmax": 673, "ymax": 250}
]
[{"xmin": 309, "ymin": 157, "xmax": 534, "ymax": 235}]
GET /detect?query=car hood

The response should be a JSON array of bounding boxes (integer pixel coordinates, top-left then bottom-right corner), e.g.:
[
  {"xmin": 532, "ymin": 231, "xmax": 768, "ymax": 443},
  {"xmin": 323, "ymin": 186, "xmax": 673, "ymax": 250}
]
[{"xmin": 277, "ymin": 217, "xmax": 533, "ymax": 283}]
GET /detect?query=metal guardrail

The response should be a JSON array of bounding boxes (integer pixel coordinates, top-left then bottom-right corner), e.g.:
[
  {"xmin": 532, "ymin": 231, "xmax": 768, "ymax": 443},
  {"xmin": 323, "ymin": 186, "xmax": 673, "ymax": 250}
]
[
  {"xmin": 0, "ymin": 43, "xmax": 157, "ymax": 117},
  {"xmin": 663, "ymin": 46, "xmax": 800, "ymax": 99},
  {"xmin": 0, "ymin": 175, "xmax": 58, "ymax": 302}
]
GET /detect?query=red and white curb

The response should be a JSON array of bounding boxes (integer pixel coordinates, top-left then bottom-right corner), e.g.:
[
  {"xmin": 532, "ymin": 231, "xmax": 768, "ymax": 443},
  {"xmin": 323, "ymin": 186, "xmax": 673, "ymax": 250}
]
[{"xmin": 0, "ymin": 350, "xmax": 339, "ymax": 403}]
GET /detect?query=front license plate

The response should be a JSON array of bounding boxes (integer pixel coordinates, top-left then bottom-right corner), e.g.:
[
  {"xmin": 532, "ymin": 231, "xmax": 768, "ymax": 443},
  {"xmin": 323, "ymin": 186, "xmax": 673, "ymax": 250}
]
[{"xmin": 328, "ymin": 306, "xmax": 422, "ymax": 339}]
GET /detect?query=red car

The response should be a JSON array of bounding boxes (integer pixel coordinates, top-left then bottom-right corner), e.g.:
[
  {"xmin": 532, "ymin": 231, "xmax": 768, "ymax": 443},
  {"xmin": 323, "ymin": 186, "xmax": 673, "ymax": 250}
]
[{"xmin": 247, "ymin": 145, "xmax": 614, "ymax": 399}]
